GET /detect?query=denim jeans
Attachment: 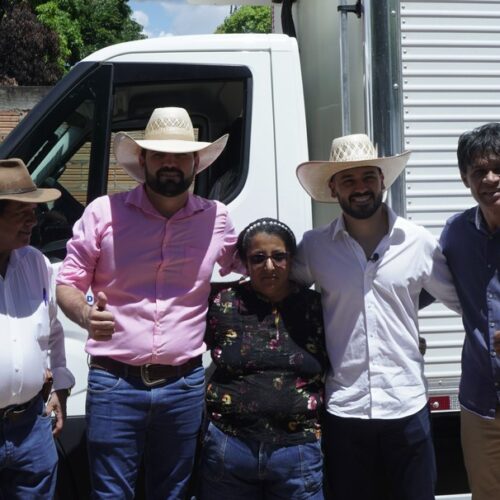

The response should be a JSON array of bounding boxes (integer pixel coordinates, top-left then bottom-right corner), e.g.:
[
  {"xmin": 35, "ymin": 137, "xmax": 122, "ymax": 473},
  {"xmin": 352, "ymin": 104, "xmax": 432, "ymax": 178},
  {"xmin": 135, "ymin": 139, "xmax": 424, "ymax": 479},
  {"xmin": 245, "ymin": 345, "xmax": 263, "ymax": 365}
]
[
  {"xmin": 0, "ymin": 394, "xmax": 58, "ymax": 500},
  {"xmin": 199, "ymin": 422, "xmax": 324, "ymax": 500},
  {"xmin": 323, "ymin": 404, "xmax": 436, "ymax": 500},
  {"xmin": 86, "ymin": 365, "xmax": 205, "ymax": 500}
]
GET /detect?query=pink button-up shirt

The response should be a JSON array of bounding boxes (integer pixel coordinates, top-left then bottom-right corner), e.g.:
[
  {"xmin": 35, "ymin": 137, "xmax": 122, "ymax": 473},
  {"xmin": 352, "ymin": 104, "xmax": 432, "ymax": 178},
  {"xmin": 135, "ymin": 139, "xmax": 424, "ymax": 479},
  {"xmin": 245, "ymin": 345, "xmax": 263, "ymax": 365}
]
[{"xmin": 57, "ymin": 185, "xmax": 238, "ymax": 365}]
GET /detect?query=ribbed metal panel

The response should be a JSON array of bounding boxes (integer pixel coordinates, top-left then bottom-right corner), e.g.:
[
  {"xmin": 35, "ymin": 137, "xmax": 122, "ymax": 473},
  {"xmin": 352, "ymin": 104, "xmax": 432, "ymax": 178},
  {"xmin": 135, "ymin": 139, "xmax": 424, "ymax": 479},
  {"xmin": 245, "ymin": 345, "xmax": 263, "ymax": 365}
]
[{"xmin": 400, "ymin": 0, "xmax": 500, "ymax": 393}]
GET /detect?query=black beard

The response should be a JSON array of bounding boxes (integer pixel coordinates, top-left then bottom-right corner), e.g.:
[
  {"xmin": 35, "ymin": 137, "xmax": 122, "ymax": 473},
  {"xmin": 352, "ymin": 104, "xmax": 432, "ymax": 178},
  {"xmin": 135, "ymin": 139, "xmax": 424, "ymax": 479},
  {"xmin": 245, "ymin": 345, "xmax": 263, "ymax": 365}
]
[
  {"xmin": 338, "ymin": 191, "xmax": 383, "ymax": 219},
  {"xmin": 145, "ymin": 167, "xmax": 193, "ymax": 197}
]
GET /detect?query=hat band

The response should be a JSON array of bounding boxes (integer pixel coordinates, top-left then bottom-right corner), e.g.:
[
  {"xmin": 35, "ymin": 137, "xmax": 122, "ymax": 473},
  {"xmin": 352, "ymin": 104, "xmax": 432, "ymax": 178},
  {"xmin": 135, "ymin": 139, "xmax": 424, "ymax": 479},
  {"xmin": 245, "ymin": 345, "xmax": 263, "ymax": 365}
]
[{"xmin": 0, "ymin": 186, "xmax": 37, "ymax": 195}]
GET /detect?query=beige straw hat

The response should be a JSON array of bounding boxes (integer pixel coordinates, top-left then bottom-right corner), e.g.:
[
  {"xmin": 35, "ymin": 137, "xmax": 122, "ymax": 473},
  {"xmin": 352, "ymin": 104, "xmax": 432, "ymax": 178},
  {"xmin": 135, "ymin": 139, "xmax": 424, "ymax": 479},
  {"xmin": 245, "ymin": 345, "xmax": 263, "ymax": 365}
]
[
  {"xmin": 114, "ymin": 107, "xmax": 228, "ymax": 182},
  {"xmin": 0, "ymin": 158, "xmax": 60, "ymax": 203},
  {"xmin": 296, "ymin": 134, "xmax": 411, "ymax": 203}
]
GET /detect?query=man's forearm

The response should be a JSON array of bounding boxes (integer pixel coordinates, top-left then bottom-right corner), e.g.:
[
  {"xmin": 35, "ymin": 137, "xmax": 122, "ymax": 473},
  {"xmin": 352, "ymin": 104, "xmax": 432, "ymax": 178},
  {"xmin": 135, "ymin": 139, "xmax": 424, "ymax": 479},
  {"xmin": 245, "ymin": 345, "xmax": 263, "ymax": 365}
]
[{"xmin": 56, "ymin": 284, "xmax": 90, "ymax": 329}]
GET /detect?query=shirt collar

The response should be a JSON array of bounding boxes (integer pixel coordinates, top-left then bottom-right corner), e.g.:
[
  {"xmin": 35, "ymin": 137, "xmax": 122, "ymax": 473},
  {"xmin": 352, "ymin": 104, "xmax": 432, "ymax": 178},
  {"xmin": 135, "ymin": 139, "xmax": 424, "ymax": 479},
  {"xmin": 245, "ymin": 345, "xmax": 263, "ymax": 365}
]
[
  {"xmin": 2, "ymin": 247, "xmax": 25, "ymax": 279},
  {"xmin": 472, "ymin": 205, "xmax": 499, "ymax": 235},
  {"xmin": 473, "ymin": 205, "xmax": 482, "ymax": 230},
  {"xmin": 124, "ymin": 185, "xmax": 205, "ymax": 219},
  {"xmin": 330, "ymin": 203, "xmax": 397, "ymax": 240},
  {"xmin": 330, "ymin": 214, "xmax": 347, "ymax": 241}
]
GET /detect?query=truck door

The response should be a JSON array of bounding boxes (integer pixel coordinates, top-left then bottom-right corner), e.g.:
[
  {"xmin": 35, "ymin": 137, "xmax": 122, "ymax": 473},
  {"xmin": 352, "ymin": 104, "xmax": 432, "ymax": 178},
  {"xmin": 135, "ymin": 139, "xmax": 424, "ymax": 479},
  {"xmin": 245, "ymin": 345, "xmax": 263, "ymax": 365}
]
[{"xmin": 0, "ymin": 57, "xmax": 256, "ymax": 498}]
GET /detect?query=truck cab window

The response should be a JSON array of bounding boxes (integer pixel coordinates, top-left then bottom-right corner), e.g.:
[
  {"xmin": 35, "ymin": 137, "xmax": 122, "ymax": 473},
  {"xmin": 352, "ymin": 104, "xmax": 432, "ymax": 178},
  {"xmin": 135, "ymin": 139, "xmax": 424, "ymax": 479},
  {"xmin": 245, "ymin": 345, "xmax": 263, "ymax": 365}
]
[{"xmin": 0, "ymin": 62, "xmax": 251, "ymax": 261}]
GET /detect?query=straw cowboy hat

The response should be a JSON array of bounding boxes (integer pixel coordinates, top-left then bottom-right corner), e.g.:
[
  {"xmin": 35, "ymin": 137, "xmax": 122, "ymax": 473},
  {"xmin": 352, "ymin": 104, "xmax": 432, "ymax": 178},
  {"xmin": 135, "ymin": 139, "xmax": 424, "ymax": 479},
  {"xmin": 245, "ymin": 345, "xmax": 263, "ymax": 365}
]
[
  {"xmin": 114, "ymin": 107, "xmax": 229, "ymax": 183},
  {"xmin": 296, "ymin": 133, "xmax": 411, "ymax": 203},
  {"xmin": 0, "ymin": 158, "xmax": 60, "ymax": 203}
]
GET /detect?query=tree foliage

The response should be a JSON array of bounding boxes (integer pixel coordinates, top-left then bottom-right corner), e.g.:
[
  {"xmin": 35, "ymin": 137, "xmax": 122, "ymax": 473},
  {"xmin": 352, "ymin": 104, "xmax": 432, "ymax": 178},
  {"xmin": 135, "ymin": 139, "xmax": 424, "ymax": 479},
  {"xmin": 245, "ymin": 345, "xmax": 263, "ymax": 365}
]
[
  {"xmin": 0, "ymin": 2, "xmax": 61, "ymax": 85},
  {"xmin": 74, "ymin": 0, "xmax": 145, "ymax": 61},
  {"xmin": 0, "ymin": 0, "xmax": 144, "ymax": 85},
  {"xmin": 36, "ymin": 1, "xmax": 83, "ymax": 73},
  {"xmin": 215, "ymin": 6, "xmax": 272, "ymax": 34}
]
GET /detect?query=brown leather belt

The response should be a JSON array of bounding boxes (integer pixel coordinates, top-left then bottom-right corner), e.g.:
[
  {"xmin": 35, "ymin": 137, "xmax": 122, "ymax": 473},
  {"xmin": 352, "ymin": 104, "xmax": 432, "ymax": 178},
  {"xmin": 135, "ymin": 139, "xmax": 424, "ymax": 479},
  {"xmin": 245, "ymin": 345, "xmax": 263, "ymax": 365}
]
[
  {"xmin": 0, "ymin": 391, "xmax": 42, "ymax": 421},
  {"xmin": 89, "ymin": 355, "xmax": 202, "ymax": 387}
]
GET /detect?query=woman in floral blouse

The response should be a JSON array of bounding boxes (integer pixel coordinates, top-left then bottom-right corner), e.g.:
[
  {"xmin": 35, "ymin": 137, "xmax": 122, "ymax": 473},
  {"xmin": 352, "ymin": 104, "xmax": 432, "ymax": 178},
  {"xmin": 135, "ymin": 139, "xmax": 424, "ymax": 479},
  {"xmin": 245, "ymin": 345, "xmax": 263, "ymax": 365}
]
[{"xmin": 199, "ymin": 218, "xmax": 327, "ymax": 500}]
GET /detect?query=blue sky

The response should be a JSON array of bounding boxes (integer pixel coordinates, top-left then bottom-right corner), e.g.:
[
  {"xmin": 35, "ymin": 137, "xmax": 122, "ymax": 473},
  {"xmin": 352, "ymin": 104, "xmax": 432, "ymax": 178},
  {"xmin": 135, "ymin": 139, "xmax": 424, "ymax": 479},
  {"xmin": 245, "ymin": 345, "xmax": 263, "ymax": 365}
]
[{"xmin": 129, "ymin": 1, "xmax": 232, "ymax": 37}]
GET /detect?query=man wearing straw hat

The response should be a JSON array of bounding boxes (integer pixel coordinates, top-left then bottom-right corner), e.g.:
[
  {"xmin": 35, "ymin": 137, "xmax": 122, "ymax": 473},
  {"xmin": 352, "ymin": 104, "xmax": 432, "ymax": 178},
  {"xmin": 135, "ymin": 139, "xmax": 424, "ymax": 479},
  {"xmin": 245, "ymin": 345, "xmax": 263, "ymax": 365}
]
[
  {"xmin": 56, "ymin": 107, "xmax": 238, "ymax": 499},
  {"xmin": 293, "ymin": 134, "xmax": 461, "ymax": 500},
  {"xmin": 0, "ymin": 158, "xmax": 74, "ymax": 499}
]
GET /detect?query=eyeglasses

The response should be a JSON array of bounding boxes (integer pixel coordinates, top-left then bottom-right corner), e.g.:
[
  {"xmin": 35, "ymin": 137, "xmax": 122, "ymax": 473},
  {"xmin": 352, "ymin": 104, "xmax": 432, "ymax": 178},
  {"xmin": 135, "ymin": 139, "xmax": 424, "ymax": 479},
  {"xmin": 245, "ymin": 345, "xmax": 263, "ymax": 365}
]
[{"xmin": 247, "ymin": 252, "xmax": 290, "ymax": 267}]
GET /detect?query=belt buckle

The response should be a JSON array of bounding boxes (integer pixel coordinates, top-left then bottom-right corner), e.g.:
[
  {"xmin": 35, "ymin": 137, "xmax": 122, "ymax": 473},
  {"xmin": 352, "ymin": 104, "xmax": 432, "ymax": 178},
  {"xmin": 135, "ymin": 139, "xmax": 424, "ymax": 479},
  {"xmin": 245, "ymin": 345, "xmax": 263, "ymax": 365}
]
[
  {"xmin": 140, "ymin": 364, "xmax": 167, "ymax": 387},
  {"xmin": 2, "ymin": 403, "xmax": 28, "ymax": 420}
]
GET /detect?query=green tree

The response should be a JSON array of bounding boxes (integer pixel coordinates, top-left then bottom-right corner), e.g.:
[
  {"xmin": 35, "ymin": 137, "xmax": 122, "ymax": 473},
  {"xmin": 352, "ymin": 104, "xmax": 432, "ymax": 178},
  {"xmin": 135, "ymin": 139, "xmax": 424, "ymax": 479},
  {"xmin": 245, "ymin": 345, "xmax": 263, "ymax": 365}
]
[
  {"xmin": 0, "ymin": 2, "xmax": 61, "ymax": 84},
  {"xmin": 36, "ymin": 1, "xmax": 83, "ymax": 72},
  {"xmin": 36, "ymin": 0, "xmax": 144, "ymax": 66},
  {"xmin": 0, "ymin": 0, "xmax": 144, "ymax": 84},
  {"xmin": 75, "ymin": 0, "xmax": 144, "ymax": 60},
  {"xmin": 215, "ymin": 6, "xmax": 272, "ymax": 34}
]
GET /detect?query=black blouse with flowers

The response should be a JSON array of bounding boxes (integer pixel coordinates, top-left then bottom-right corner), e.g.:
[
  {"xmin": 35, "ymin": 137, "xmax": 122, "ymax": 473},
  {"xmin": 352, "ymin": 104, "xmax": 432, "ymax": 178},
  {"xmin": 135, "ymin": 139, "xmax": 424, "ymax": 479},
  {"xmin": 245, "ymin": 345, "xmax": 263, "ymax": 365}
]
[{"xmin": 205, "ymin": 281, "xmax": 327, "ymax": 445}]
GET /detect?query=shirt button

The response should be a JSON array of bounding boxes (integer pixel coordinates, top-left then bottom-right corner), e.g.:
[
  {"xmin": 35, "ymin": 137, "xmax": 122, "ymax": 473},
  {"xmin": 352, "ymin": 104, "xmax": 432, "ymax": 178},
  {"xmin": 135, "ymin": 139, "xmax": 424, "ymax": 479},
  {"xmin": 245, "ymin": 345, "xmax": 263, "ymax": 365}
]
[{"xmin": 491, "ymin": 350, "xmax": 497, "ymax": 357}]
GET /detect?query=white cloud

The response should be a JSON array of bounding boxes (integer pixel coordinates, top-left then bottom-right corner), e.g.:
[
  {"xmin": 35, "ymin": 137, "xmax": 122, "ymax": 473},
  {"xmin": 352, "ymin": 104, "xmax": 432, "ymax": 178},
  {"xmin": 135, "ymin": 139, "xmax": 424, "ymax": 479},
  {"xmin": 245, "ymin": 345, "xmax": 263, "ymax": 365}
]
[
  {"xmin": 129, "ymin": 1, "xmax": 230, "ymax": 37},
  {"xmin": 157, "ymin": 31, "xmax": 175, "ymax": 37},
  {"xmin": 159, "ymin": 3, "xmax": 229, "ymax": 35},
  {"xmin": 132, "ymin": 10, "xmax": 150, "ymax": 29}
]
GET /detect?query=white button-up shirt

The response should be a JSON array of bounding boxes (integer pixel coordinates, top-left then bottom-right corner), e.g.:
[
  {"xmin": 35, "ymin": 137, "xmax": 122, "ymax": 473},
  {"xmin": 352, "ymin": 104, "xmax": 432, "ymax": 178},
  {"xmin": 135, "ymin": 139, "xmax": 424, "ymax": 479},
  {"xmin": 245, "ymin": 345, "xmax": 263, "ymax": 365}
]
[
  {"xmin": 0, "ymin": 246, "xmax": 74, "ymax": 408},
  {"xmin": 292, "ymin": 206, "xmax": 461, "ymax": 420}
]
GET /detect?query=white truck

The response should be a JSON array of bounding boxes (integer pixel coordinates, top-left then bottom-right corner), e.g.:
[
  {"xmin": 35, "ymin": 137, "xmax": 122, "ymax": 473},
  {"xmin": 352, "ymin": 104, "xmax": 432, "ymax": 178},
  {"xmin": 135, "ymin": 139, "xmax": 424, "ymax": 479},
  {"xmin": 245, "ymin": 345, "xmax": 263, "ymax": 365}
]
[{"xmin": 1, "ymin": 0, "xmax": 494, "ymax": 497}]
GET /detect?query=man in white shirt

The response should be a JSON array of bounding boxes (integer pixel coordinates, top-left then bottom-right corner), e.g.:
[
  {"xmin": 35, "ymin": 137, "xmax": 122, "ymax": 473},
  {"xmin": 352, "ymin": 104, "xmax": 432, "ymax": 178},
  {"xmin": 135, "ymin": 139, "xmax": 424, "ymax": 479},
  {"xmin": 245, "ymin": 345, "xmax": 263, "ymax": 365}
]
[
  {"xmin": 293, "ymin": 134, "xmax": 461, "ymax": 500},
  {"xmin": 0, "ymin": 158, "xmax": 75, "ymax": 499}
]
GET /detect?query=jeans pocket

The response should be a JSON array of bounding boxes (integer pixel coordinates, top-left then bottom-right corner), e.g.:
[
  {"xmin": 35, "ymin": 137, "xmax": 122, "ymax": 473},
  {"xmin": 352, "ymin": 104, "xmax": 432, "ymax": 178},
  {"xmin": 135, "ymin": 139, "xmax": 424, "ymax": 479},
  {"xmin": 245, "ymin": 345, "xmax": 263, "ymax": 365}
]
[
  {"xmin": 298, "ymin": 440, "xmax": 324, "ymax": 493},
  {"xmin": 87, "ymin": 367, "xmax": 121, "ymax": 394},
  {"xmin": 181, "ymin": 366, "xmax": 205, "ymax": 390},
  {"xmin": 200, "ymin": 422, "xmax": 228, "ymax": 482}
]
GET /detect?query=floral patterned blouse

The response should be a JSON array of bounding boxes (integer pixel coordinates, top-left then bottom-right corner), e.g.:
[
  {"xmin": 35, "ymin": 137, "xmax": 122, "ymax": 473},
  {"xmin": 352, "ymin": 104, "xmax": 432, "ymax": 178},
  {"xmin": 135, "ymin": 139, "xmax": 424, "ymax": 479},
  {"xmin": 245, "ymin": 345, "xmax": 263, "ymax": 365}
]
[{"xmin": 205, "ymin": 281, "xmax": 327, "ymax": 445}]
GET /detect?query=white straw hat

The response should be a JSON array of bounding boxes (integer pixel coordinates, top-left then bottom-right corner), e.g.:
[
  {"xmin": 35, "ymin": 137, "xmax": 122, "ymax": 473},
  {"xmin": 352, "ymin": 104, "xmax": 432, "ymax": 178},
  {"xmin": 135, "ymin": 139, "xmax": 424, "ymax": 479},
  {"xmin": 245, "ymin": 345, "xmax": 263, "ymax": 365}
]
[
  {"xmin": 296, "ymin": 133, "xmax": 411, "ymax": 203},
  {"xmin": 114, "ymin": 107, "xmax": 228, "ymax": 182}
]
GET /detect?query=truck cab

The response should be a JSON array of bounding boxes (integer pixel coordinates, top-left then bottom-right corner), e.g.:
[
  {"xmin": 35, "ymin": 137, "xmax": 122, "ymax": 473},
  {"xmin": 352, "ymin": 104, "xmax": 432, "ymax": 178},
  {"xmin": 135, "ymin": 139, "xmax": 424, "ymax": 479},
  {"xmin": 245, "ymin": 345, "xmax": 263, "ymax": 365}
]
[{"xmin": 0, "ymin": 34, "xmax": 311, "ymax": 498}]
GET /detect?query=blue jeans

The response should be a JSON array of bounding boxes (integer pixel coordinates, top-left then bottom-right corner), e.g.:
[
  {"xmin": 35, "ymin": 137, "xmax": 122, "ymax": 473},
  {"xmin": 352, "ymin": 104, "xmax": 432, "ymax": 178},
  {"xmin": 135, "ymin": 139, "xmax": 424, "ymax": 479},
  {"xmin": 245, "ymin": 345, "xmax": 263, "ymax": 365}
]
[
  {"xmin": 0, "ymin": 394, "xmax": 58, "ymax": 500},
  {"xmin": 199, "ymin": 422, "xmax": 324, "ymax": 500},
  {"xmin": 323, "ymin": 404, "xmax": 436, "ymax": 500},
  {"xmin": 86, "ymin": 365, "xmax": 205, "ymax": 500}
]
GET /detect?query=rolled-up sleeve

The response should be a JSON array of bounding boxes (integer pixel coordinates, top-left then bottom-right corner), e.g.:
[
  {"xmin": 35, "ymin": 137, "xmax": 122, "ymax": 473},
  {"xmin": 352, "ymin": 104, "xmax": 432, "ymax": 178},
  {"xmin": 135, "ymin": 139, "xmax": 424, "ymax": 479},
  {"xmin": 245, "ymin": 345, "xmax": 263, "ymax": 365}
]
[
  {"xmin": 56, "ymin": 198, "xmax": 104, "ymax": 292},
  {"xmin": 216, "ymin": 207, "xmax": 244, "ymax": 277}
]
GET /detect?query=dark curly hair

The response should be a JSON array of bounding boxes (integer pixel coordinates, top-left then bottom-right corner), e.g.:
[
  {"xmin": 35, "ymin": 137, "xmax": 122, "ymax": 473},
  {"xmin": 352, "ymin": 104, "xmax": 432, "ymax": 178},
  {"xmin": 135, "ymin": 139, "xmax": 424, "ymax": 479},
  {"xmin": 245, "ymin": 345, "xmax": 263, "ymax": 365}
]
[
  {"xmin": 457, "ymin": 122, "xmax": 500, "ymax": 176},
  {"xmin": 236, "ymin": 217, "xmax": 297, "ymax": 262}
]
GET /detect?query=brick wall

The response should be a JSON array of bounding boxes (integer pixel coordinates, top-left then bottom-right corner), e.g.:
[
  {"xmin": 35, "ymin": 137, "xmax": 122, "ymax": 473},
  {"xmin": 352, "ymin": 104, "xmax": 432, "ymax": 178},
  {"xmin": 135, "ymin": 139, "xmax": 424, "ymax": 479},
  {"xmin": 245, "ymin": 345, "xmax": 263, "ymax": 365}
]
[
  {"xmin": 0, "ymin": 86, "xmax": 51, "ymax": 141},
  {"xmin": 0, "ymin": 109, "xmax": 26, "ymax": 142},
  {"xmin": 0, "ymin": 86, "xmax": 138, "ymax": 204}
]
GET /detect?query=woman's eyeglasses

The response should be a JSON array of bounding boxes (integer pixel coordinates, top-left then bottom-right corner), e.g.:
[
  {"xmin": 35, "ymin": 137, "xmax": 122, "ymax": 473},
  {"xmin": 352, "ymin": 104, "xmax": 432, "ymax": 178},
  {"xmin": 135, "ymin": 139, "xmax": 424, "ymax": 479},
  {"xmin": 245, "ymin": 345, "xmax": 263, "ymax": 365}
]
[{"xmin": 247, "ymin": 252, "xmax": 289, "ymax": 267}]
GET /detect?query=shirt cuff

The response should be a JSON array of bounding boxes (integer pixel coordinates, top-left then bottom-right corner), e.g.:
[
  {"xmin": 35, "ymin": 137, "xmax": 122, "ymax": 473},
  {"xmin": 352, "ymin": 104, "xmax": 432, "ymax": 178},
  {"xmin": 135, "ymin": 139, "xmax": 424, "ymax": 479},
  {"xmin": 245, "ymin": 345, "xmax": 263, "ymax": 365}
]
[{"xmin": 51, "ymin": 367, "xmax": 76, "ymax": 391}]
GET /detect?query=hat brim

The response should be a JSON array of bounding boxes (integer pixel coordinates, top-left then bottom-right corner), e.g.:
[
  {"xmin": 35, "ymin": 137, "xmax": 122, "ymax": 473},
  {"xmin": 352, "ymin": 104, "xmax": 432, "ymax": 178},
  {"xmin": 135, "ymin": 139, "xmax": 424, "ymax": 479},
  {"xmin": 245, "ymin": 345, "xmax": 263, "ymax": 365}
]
[
  {"xmin": 296, "ymin": 151, "xmax": 411, "ymax": 203},
  {"xmin": 113, "ymin": 132, "xmax": 229, "ymax": 183},
  {"xmin": 0, "ymin": 188, "xmax": 61, "ymax": 204}
]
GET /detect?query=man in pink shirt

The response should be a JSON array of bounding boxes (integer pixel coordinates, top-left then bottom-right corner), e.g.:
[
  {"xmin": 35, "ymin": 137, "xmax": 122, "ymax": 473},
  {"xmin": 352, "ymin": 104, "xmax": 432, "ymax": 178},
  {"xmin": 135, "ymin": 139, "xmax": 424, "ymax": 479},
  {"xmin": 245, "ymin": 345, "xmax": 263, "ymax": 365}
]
[{"xmin": 56, "ymin": 107, "xmax": 237, "ymax": 499}]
